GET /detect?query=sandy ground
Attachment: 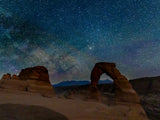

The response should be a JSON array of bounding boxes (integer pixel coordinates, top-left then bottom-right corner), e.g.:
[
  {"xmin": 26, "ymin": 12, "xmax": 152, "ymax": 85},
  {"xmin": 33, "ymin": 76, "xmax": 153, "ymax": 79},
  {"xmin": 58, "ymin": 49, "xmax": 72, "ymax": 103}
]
[{"xmin": 0, "ymin": 89, "xmax": 148, "ymax": 120}]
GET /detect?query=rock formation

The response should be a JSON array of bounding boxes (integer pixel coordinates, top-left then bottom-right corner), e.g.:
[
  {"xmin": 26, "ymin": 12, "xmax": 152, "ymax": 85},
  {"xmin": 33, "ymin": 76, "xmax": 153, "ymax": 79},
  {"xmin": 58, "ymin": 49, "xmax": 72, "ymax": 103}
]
[
  {"xmin": 90, "ymin": 62, "xmax": 149, "ymax": 120},
  {"xmin": 19, "ymin": 66, "xmax": 49, "ymax": 82},
  {"xmin": 0, "ymin": 73, "xmax": 26, "ymax": 90},
  {"xmin": 0, "ymin": 66, "xmax": 54, "ymax": 97},
  {"xmin": 90, "ymin": 62, "xmax": 140, "ymax": 103},
  {"xmin": 11, "ymin": 74, "xmax": 20, "ymax": 80},
  {"xmin": 1, "ymin": 73, "xmax": 11, "ymax": 81}
]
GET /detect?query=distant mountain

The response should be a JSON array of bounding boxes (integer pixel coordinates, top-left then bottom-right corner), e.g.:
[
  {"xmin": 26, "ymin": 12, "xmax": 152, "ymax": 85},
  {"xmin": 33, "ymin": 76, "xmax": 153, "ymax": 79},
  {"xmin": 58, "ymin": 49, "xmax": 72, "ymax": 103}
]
[
  {"xmin": 98, "ymin": 79, "xmax": 113, "ymax": 84},
  {"xmin": 53, "ymin": 79, "xmax": 113, "ymax": 87}
]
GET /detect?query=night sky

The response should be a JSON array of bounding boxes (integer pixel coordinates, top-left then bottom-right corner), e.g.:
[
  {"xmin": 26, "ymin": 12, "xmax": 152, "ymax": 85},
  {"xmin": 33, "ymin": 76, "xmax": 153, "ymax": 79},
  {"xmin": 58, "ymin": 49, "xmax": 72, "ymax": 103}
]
[{"xmin": 0, "ymin": 0, "xmax": 160, "ymax": 84}]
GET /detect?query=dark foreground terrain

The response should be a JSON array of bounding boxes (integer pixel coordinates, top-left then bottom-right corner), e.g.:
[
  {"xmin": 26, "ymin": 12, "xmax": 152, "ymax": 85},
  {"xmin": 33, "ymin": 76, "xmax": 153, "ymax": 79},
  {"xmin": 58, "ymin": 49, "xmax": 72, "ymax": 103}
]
[
  {"xmin": 0, "ymin": 104, "xmax": 68, "ymax": 120},
  {"xmin": 54, "ymin": 76, "xmax": 160, "ymax": 120}
]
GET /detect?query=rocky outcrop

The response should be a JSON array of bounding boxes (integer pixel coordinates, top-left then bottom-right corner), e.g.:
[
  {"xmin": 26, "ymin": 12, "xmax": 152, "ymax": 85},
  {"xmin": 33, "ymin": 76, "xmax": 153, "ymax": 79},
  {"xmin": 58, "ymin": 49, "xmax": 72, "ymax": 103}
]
[
  {"xmin": 11, "ymin": 74, "xmax": 20, "ymax": 80},
  {"xmin": 1, "ymin": 73, "xmax": 11, "ymax": 81},
  {"xmin": 0, "ymin": 66, "xmax": 54, "ymax": 97},
  {"xmin": 90, "ymin": 62, "xmax": 140, "ymax": 103},
  {"xmin": 19, "ymin": 66, "xmax": 49, "ymax": 82},
  {"xmin": 0, "ymin": 73, "xmax": 26, "ymax": 90}
]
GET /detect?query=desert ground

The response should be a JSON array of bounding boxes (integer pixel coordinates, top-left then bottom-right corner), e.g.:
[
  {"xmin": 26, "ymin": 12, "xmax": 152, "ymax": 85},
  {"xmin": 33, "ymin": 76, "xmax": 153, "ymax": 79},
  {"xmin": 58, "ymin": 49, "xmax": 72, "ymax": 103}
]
[
  {"xmin": 1, "ymin": 65, "xmax": 159, "ymax": 120},
  {"xmin": 0, "ymin": 88, "xmax": 149, "ymax": 120}
]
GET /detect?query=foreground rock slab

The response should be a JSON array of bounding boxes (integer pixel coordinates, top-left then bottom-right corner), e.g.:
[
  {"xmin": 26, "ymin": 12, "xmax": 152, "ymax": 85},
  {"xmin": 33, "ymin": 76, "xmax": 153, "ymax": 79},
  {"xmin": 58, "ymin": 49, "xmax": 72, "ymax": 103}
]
[{"xmin": 0, "ymin": 89, "xmax": 148, "ymax": 120}]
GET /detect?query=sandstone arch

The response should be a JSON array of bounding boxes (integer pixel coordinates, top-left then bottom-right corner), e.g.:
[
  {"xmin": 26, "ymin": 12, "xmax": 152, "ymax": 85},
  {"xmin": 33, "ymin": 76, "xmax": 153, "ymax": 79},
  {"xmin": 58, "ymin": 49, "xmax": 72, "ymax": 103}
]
[{"xmin": 90, "ymin": 62, "xmax": 140, "ymax": 103}]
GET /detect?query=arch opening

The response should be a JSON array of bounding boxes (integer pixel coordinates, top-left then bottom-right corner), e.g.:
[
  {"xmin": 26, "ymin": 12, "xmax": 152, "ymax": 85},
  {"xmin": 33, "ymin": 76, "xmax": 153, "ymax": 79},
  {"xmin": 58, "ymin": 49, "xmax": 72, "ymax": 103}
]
[
  {"xmin": 98, "ymin": 73, "xmax": 115, "ymax": 103},
  {"xmin": 99, "ymin": 73, "xmax": 113, "ymax": 84}
]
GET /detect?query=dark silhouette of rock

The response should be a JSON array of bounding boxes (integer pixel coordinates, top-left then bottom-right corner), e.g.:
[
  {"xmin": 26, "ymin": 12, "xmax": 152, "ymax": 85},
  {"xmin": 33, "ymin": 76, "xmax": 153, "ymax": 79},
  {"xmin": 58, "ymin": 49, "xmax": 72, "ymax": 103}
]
[
  {"xmin": 11, "ymin": 74, "xmax": 20, "ymax": 80},
  {"xmin": 1, "ymin": 73, "xmax": 11, "ymax": 81},
  {"xmin": 19, "ymin": 66, "xmax": 49, "ymax": 82},
  {"xmin": 90, "ymin": 62, "xmax": 140, "ymax": 103}
]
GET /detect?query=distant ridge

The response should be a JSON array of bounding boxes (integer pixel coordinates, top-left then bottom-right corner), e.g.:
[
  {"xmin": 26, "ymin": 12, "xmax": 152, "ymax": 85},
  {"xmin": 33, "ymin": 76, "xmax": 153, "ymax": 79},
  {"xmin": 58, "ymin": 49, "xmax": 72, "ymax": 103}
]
[
  {"xmin": 53, "ymin": 79, "xmax": 113, "ymax": 87},
  {"xmin": 130, "ymin": 76, "xmax": 160, "ymax": 94},
  {"xmin": 53, "ymin": 76, "xmax": 160, "ymax": 94}
]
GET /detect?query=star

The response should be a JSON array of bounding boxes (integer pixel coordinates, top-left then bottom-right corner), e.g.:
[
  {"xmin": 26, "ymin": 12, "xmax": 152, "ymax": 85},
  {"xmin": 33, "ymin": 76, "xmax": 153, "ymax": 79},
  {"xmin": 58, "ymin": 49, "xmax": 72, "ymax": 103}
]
[{"xmin": 0, "ymin": 0, "xmax": 160, "ymax": 83}]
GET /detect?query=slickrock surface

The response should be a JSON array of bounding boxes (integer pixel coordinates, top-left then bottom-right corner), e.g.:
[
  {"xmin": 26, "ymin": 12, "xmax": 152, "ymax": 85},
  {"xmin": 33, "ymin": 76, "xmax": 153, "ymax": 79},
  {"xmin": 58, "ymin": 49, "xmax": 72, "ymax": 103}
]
[{"xmin": 0, "ymin": 88, "xmax": 148, "ymax": 120}]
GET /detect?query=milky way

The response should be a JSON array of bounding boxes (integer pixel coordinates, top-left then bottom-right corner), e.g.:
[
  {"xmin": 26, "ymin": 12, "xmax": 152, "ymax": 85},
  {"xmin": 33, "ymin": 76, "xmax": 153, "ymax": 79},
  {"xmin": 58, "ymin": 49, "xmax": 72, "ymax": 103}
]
[{"xmin": 0, "ymin": 0, "xmax": 160, "ymax": 84}]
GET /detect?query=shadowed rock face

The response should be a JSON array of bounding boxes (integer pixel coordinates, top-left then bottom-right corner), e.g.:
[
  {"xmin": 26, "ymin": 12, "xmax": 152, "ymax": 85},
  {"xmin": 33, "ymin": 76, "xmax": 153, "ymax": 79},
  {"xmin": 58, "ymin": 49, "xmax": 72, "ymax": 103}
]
[
  {"xmin": 90, "ymin": 62, "xmax": 140, "ymax": 103},
  {"xmin": 19, "ymin": 66, "xmax": 49, "ymax": 82}
]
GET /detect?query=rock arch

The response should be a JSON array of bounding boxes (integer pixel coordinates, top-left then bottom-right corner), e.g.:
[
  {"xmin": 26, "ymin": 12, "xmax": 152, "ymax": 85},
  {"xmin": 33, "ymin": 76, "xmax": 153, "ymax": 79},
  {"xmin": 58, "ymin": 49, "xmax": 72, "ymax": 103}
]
[{"xmin": 90, "ymin": 62, "xmax": 140, "ymax": 103}]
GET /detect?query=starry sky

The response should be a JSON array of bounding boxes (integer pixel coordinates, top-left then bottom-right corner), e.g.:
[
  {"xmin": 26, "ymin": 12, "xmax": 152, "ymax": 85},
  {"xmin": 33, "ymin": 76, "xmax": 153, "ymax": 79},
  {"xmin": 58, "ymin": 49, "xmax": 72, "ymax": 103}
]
[{"xmin": 0, "ymin": 0, "xmax": 160, "ymax": 84}]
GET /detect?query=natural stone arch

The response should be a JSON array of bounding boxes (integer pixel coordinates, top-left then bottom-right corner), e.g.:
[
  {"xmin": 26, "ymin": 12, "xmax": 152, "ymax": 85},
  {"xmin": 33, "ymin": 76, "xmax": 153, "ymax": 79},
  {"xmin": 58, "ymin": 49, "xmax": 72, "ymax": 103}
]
[{"xmin": 90, "ymin": 62, "xmax": 140, "ymax": 103}]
